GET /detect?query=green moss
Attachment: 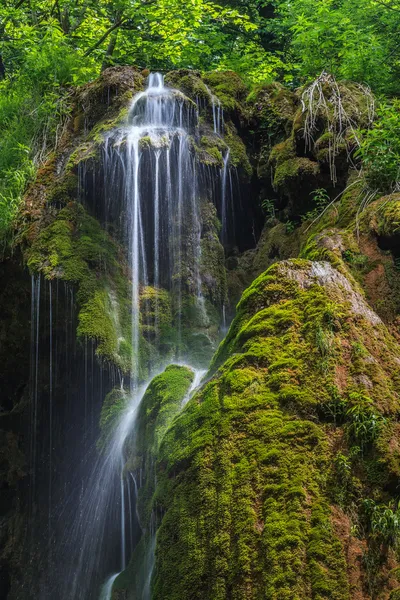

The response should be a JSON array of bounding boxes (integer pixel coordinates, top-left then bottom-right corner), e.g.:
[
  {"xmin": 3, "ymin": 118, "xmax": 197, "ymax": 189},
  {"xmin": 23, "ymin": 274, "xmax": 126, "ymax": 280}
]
[
  {"xmin": 247, "ymin": 82, "xmax": 297, "ymax": 139},
  {"xmin": 164, "ymin": 69, "xmax": 210, "ymax": 101},
  {"xmin": 114, "ymin": 365, "xmax": 194, "ymax": 596},
  {"xmin": 98, "ymin": 387, "xmax": 127, "ymax": 449},
  {"xmin": 273, "ymin": 157, "xmax": 320, "ymax": 192},
  {"xmin": 130, "ymin": 259, "xmax": 400, "ymax": 599},
  {"xmin": 365, "ymin": 194, "xmax": 400, "ymax": 238},
  {"xmin": 269, "ymin": 138, "xmax": 296, "ymax": 167},
  {"xmin": 200, "ymin": 202, "xmax": 227, "ymax": 306},
  {"xmin": 140, "ymin": 286, "xmax": 172, "ymax": 339},
  {"xmin": 203, "ymin": 70, "xmax": 248, "ymax": 113},
  {"xmin": 25, "ymin": 201, "xmax": 135, "ymax": 373},
  {"xmin": 224, "ymin": 122, "xmax": 252, "ymax": 176}
]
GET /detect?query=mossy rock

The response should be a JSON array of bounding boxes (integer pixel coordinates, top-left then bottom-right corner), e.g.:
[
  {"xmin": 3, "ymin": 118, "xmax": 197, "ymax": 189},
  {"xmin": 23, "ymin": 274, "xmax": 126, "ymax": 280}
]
[
  {"xmin": 203, "ymin": 70, "xmax": 248, "ymax": 113},
  {"xmin": 164, "ymin": 69, "xmax": 210, "ymax": 101},
  {"xmin": 114, "ymin": 365, "xmax": 194, "ymax": 598},
  {"xmin": 25, "ymin": 201, "xmax": 135, "ymax": 373},
  {"xmin": 75, "ymin": 65, "xmax": 144, "ymax": 132},
  {"xmin": 98, "ymin": 387, "xmax": 127, "ymax": 449},
  {"xmin": 148, "ymin": 259, "xmax": 400, "ymax": 599},
  {"xmin": 200, "ymin": 202, "xmax": 227, "ymax": 306},
  {"xmin": 223, "ymin": 121, "xmax": 252, "ymax": 177},
  {"xmin": 273, "ymin": 157, "xmax": 320, "ymax": 193},
  {"xmin": 247, "ymin": 82, "xmax": 298, "ymax": 139},
  {"xmin": 365, "ymin": 194, "xmax": 400, "ymax": 239}
]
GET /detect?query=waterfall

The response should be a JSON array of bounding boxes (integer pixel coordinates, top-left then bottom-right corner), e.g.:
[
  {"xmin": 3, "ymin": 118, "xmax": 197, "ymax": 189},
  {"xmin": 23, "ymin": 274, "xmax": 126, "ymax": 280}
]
[
  {"xmin": 102, "ymin": 72, "xmax": 204, "ymax": 371},
  {"xmin": 38, "ymin": 73, "xmax": 232, "ymax": 600}
]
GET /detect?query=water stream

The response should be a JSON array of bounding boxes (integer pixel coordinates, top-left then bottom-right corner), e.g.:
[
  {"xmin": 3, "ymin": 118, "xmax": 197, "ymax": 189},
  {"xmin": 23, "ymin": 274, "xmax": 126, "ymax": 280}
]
[{"xmin": 38, "ymin": 73, "xmax": 231, "ymax": 600}]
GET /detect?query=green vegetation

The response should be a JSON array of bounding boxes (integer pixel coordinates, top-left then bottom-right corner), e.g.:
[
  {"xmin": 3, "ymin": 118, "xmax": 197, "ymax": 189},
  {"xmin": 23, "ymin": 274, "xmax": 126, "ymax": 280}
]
[
  {"xmin": 139, "ymin": 259, "xmax": 400, "ymax": 599},
  {"xmin": 25, "ymin": 201, "xmax": 135, "ymax": 373},
  {"xmin": 2, "ymin": 0, "xmax": 400, "ymax": 241}
]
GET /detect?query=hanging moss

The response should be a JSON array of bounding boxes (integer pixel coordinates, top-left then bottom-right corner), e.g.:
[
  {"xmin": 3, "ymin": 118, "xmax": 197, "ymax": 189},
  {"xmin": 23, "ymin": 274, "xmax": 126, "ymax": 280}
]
[
  {"xmin": 200, "ymin": 202, "xmax": 227, "ymax": 307},
  {"xmin": 223, "ymin": 122, "xmax": 252, "ymax": 176},
  {"xmin": 98, "ymin": 387, "xmax": 127, "ymax": 449},
  {"xmin": 25, "ymin": 201, "xmax": 134, "ymax": 373}
]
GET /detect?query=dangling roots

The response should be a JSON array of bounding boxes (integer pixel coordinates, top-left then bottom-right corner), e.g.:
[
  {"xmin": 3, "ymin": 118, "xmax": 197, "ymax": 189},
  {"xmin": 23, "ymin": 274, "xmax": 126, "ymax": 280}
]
[{"xmin": 301, "ymin": 72, "xmax": 375, "ymax": 185}]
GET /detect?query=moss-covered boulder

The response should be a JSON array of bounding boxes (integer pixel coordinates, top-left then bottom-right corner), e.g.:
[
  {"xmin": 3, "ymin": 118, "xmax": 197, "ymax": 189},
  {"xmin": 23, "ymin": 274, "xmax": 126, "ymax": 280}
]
[{"xmin": 142, "ymin": 259, "xmax": 400, "ymax": 599}]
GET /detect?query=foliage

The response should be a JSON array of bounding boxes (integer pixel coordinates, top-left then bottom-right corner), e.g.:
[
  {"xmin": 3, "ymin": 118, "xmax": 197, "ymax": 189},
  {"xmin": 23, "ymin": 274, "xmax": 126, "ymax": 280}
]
[
  {"xmin": 363, "ymin": 499, "xmax": 400, "ymax": 549},
  {"xmin": 282, "ymin": 0, "xmax": 400, "ymax": 92},
  {"xmin": 356, "ymin": 101, "xmax": 400, "ymax": 192},
  {"xmin": 2, "ymin": 0, "xmax": 400, "ymax": 241},
  {"xmin": 302, "ymin": 189, "xmax": 331, "ymax": 222},
  {"xmin": 345, "ymin": 393, "xmax": 385, "ymax": 450},
  {"xmin": 261, "ymin": 198, "xmax": 276, "ymax": 223}
]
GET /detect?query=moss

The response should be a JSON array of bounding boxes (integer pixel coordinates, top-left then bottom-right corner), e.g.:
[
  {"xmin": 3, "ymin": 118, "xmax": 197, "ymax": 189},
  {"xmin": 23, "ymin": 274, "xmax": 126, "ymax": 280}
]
[
  {"xmin": 273, "ymin": 157, "xmax": 320, "ymax": 192},
  {"xmin": 247, "ymin": 82, "xmax": 297, "ymax": 139},
  {"xmin": 75, "ymin": 65, "xmax": 144, "ymax": 132},
  {"xmin": 164, "ymin": 69, "xmax": 210, "ymax": 101},
  {"xmin": 114, "ymin": 365, "xmax": 194, "ymax": 596},
  {"xmin": 140, "ymin": 286, "xmax": 172, "ymax": 336},
  {"xmin": 132, "ymin": 259, "xmax": 400, "ymax": 599},
  {"xmin": 25, "ymin": 201, "xmax": 134, "ymax": 373},
  {"xmin": 269, "ymin": 138, "xmax": 296, "ymax": 167},
  {"xmin": 365, "ymin": 194, "xmax": 400, "ymax": 238},
  {"xmin": 98, "ymin": 387, "xmax": 127, "ymax": 449},
  {"xmin": 203, "ymin": 70, "xmax": 248, "ymax": 113},
  {"xmin": 223, "ymin": 121, "xmax": 252, "ymax": 176},
  {"xmin": 252, "ymin": 221, "xmax": 301, "ymax": 275},
  {"xmin": 200, "ymin": 202, "xmax": 227, "ymax": 306}
]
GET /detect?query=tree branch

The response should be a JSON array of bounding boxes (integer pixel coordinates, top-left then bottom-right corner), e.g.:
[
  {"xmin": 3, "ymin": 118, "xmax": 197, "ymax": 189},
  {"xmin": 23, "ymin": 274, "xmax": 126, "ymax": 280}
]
[
  {"xmin": 83, "ymin": 18, "xmax": 126, "ymax": 57},
  {"xmin": 373, "ymin": 0, "xmax": 400, "ymax": 12}
]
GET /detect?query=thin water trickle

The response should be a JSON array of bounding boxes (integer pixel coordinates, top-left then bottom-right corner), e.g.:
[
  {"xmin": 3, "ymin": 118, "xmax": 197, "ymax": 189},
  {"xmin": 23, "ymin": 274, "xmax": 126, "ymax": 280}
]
[
  {"xmin": 221, "ymin": 148, "xmax": 231, "ymax": 245},
  {"xmin": 99, "ymin": 573, "xmax": 119, "ymax": 600}
]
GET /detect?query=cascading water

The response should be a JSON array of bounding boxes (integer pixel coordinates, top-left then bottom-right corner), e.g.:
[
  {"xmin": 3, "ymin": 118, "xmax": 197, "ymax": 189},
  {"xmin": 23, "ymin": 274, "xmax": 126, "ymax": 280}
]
[
  {"xmin": 102, "ymin": 73, "xmax": 205, "ymax": 366},
  {"xmin": 38, "ymin": 73, "xmax": 233, "ymax": 600}
]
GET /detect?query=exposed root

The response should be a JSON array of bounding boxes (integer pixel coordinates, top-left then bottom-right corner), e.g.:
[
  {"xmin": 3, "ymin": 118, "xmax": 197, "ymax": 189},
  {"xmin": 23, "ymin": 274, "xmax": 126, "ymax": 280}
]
[
  {"xmin": 301, "ymin": 72, "xmax": 375, "ymax": 185},
  {"xmin": 356, "ymin": 188, "xmax": 379, "ymax": 240}
]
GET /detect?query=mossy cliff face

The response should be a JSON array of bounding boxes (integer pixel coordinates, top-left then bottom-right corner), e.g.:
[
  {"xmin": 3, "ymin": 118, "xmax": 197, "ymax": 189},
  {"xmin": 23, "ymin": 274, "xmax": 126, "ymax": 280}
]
[
  {"xmin": 131, "ymin": 260, "xmax": 400, "ymax": 600},
  {"xmin": 164, "ymin": 69, "xmax": 251, "ymax": 177},
  {"xmin": 18, "ymin": 67, "xmax": 248, "ymax": 378},
  {"xmin": 247, "ymin": 74, "xmax": 373, "ymax": 222}
]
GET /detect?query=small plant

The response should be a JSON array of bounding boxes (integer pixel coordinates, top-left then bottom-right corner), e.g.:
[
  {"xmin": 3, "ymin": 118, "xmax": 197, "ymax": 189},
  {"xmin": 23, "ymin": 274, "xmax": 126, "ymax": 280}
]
[
  {"xmin": 332, "ymin": 452, "xmax": 354, "ymax": 507},
  {"xmin": 261, "ymin": 198, "xmax": 276, "ymax": 223},
  {"xmin": 285, "ymin": 219, "xmax": 296, "ymax": 234},
  {"xmin": 302, "ymin": 188, "xmax": 330, "ymax": 222},
  {"xmin": 342, "ymin": 249, "xmax": 369, "ymax": 268},
  {"xmin": 321, "ymin": 392, "xmax": 347, "ymax": 423},
  {"xmin": 315, "ymin": 325, "xmax": 333, "ymax": 357},
  {"xmin": 335, "ymin": 452, "xmax": 352, "ymax": 480},
  {"xmin": 345, "ymin": 393, "xmax": 385, "ymax": 451},
  {"xmin": 363, "ymin": 499, "xmax": 400, "ymax": 549}
]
